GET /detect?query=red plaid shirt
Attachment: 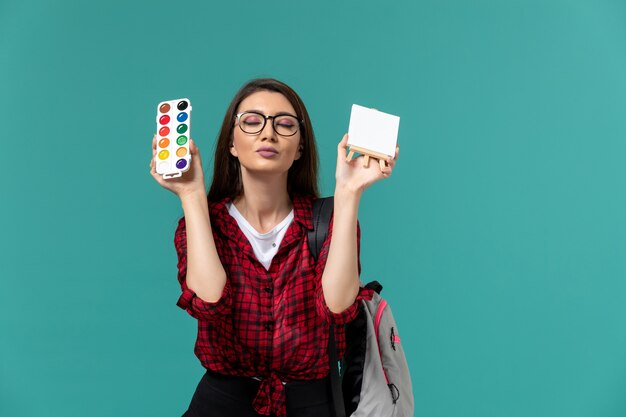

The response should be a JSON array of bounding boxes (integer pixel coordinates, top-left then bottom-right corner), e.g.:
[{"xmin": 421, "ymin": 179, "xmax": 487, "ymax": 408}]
[{"xmin": 175, "ymin": 194, "xmax": 373, "ymax": 417}]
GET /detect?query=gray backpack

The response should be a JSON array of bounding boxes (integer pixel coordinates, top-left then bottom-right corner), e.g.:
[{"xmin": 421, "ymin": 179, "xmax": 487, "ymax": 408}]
[{"xmin": 310, "ymin": 198, "xmax": 414, "ymax": 417}]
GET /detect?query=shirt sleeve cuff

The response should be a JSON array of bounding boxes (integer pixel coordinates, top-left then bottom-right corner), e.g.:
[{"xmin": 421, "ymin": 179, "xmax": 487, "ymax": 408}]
[
  {"xmin": 176, "ymin": 281, "xmax": 232, "ymax": 320},
  {"xmin": 316, "ymin": 286, "xmax": 374, "ymax": 325}
]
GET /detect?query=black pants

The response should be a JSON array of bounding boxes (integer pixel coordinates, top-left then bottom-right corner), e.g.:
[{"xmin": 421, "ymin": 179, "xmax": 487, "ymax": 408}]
[{"xmin": 181, "ymin": 370, "xmax": 335, "ymax": 417}]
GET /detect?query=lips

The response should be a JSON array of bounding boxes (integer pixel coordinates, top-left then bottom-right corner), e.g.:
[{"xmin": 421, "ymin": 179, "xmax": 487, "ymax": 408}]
[{"xmin": 256, "ymin": 147, "xmax": 278, "ymax": 157}]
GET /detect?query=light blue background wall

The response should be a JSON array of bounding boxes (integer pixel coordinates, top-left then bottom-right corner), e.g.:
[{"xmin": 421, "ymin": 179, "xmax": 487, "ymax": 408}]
[{"xmin": 1, "ymin": 1, "xmax": 625, "ymax": 416}]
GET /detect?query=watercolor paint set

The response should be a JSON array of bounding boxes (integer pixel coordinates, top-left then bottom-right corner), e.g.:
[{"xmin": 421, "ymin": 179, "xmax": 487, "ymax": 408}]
[{"xmin": 155, "ymin": 98, "xmax": 192, "ymax": 179}]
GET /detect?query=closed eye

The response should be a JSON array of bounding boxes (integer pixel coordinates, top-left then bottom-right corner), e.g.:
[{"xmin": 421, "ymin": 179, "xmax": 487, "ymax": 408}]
[
  {"xmin": 275, "ymin": 117, "xmax": 297, "ymax": 127},
  {"xmin": 242, "ymin": 115, "xmax": 263, "ymax": 125}
]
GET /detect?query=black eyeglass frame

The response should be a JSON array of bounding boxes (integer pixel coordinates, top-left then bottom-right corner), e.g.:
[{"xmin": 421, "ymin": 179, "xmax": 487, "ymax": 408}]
[{"xmin": 234, "ymin": 111, "xmax": 304, "ymax": 137}]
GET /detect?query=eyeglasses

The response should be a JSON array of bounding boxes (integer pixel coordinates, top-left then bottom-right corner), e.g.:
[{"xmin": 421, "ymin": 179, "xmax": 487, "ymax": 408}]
[{"xmin": 235, "ymin": 111, "xmax": 302, "ymax": 137}]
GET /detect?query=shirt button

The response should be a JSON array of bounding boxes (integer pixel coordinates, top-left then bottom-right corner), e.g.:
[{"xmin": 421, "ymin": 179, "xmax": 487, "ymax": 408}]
[
  {"xmin": 272, "ymin": 243, "xmax": 276, "ymax": 248},
  {"xmin": 264, "ymin": 323, "xmax": 271, "ymax": 331},
  {"xmin": 264, "ymin": 287, "xmax": 271, "ymax": 293}
]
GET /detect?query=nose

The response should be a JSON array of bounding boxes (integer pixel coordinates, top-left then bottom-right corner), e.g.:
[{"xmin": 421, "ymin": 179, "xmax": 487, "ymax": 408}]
[{"xmin": 260, "ymin": 116, "xmax": 277, "ymax": 141}]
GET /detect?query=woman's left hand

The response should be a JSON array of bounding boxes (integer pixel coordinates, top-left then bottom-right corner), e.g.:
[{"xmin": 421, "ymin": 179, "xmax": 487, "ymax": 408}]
[{"xmin": 335, "ymin": 134, "xmax": 399, "ymax": 195}]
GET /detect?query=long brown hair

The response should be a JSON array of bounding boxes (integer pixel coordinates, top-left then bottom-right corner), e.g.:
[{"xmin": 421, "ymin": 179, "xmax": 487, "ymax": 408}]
[{"xmin": 207, "ymin": 78, "xmax": 319, "ymax": 202}]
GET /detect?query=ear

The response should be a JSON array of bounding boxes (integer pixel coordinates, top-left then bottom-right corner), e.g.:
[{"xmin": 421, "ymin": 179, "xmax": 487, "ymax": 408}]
[
  {"xmin": 230, "ymin": 142, "xmax": 238, "ymax": 158},
  {"xmin": 294, "ymin": 144, "xmax": 303, "ymax": 161}
]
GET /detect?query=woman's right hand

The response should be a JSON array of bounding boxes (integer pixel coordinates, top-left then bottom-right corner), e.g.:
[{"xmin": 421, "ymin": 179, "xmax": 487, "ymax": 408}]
[{"xmin": 149, "ymin": 135, "xmax": 207, "ymax": 198}]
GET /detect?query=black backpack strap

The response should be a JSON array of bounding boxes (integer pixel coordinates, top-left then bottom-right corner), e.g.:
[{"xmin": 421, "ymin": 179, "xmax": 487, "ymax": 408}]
[
  {"xmin": 365, "ymin": 280, "xmax": 383, "ymax": 294},
  {"xmin": 310, "ymin": 197, "xmax": 345, "ymax": 417},
  {"xmin": 329, "ymin": 324, "xmax": 346, "ymax": 417},
  {"xmin": 309, "ymin": 197, "xmax": 334, "ymax": 262}
]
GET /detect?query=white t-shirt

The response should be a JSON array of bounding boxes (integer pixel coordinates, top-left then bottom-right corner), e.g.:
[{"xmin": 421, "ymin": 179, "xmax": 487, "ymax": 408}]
[{"xmin": 227, "ymin": 202, "xmax": 294, "ymax": 271}]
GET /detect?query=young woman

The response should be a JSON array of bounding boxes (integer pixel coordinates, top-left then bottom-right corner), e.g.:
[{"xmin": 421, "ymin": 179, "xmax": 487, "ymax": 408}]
[{"xmin": 149, "ymin": 78, "xmax": 398, "ymax": 417}]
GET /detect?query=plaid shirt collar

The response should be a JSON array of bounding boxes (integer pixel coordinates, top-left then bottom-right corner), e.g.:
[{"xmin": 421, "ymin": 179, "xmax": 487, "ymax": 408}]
[{"xmin": 209, "ymin": 193, "xmax": 315, "ymax": 234}]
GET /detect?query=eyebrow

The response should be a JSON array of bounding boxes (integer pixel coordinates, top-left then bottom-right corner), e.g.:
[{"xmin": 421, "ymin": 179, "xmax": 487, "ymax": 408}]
[{"xmin": 241, "ymin": 109, "xmax": 299, "ymax": 118}]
